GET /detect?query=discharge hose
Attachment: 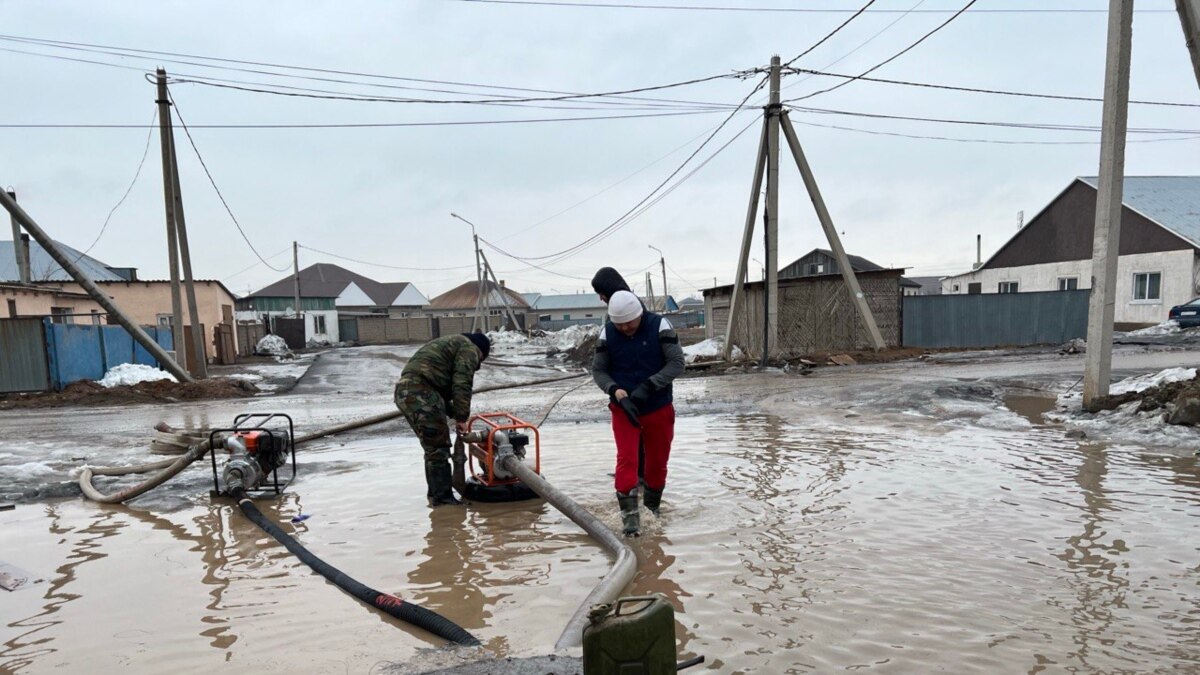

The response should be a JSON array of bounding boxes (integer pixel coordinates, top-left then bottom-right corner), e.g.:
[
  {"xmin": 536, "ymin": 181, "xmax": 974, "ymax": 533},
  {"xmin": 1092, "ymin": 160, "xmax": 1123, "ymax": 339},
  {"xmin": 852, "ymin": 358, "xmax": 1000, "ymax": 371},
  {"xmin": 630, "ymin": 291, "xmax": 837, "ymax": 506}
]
[
  {"xmin": 497, "ymin": 455, "xmax": 637, "ymax": 650},
  {"xmin": 227, "ymin": 480, "xmax": 480, "ymax": 647}
]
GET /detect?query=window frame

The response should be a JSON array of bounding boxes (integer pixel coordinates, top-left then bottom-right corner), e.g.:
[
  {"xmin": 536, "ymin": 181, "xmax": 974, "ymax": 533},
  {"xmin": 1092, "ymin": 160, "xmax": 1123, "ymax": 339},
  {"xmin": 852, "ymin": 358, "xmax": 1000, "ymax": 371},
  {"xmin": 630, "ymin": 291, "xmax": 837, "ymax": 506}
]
[
  {"xmin": 1057, "ymin": 276, "xmax": 1079, "ymax": 291},
  {"xmin": 998, "ymin": 281, "xmax": 1019, "ymax": 294},
  {"xmin": 1131, "ymin": 271, "xmax": 1163, "ymax": 303}
]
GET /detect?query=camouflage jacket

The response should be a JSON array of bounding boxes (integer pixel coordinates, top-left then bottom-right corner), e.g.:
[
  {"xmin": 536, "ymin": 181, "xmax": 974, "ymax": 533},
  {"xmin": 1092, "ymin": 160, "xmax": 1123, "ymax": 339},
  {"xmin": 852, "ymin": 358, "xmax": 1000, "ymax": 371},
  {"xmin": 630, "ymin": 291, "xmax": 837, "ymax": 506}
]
[{"xmin": 399, "ymin": 334, "xmax": 481, "ymax": 421}]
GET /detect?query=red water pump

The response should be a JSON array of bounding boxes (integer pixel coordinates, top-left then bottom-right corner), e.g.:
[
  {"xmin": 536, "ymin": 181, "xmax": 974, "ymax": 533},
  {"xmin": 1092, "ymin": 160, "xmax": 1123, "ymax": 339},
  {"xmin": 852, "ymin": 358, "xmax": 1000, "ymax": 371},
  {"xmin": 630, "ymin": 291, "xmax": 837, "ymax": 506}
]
[{"xmin": 455, "ymin": 412, "xmax": 541, "ymax": 502}]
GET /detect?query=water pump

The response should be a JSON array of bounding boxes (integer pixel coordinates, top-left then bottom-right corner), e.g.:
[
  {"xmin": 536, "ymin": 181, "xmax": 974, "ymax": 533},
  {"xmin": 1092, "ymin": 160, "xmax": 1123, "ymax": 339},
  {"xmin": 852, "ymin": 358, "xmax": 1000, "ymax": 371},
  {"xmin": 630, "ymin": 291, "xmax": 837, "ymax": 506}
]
[
  {"xmin": 209, "ymin": 413, "xmax": 297, "ymax": 496},
  {"xmin": 455, "ymin": 412, "xmax": 541, "ymax": 502}
]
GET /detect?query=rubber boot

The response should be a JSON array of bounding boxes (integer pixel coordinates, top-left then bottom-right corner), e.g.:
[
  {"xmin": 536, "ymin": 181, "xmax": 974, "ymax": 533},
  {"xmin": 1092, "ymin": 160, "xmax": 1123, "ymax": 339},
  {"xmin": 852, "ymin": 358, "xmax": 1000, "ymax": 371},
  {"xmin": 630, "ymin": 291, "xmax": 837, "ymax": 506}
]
[
  {"xmin": 643, "ymin": 486, "xmax": 663, "ymax": 516},
  {"xmin": 617, "ymin": 489, "xmax": 640, "ymax": 537},
  {"xmin": 426, "ymin": 452, "xmax": 462, "ymax": 507}
]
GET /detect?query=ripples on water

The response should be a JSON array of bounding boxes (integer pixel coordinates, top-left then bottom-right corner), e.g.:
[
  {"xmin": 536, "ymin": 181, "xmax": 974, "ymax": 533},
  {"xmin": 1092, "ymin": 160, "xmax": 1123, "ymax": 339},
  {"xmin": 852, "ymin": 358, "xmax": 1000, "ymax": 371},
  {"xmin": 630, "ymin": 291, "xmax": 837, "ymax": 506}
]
[{"xmin": 3, "ymin": 397, "xmax": 1200, "ymax": 673}]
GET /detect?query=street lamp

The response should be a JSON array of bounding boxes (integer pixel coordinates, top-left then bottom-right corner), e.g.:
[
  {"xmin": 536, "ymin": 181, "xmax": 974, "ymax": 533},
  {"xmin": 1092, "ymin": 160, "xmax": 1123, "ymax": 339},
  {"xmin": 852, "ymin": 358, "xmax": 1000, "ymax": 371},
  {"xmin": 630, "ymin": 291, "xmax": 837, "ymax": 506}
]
[
  {"xmin": 648, "ymin": 244, "xmax": 667, "ymax": 311},
  {"xmin": 450, "ymin": 212, "xmax": 486, "ymax": 331},
  {"xmin": 752, "ymin": 257, "xmax": 765, "ymax": 281}
]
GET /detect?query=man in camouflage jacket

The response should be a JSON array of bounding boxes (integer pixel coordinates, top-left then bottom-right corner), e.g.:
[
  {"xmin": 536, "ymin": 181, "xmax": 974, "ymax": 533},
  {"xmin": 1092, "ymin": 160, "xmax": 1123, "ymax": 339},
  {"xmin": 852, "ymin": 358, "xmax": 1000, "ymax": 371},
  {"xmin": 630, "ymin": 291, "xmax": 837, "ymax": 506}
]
[{"xmin": 394, "ymin": 332, "xmax": 491, "ymax": 506}]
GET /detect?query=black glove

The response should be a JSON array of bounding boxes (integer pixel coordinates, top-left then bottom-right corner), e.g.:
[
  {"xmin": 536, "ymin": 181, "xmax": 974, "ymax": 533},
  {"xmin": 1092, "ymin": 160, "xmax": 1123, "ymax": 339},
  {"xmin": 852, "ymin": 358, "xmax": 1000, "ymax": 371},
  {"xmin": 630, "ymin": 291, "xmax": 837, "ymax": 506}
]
[
  {"xmin": 617, "ymin": 397, "xmax": 641, "ymax": 428},
  {"xmin": 629, "ymin": 382, "xmax": 654, "ymax": 411}
]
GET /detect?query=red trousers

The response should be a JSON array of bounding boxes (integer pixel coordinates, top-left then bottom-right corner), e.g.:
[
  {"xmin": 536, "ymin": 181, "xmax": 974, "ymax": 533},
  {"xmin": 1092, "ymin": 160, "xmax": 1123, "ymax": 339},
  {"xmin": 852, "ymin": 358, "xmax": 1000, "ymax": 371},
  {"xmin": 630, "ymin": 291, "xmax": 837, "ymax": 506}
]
[{"xmin": 610, "ymin": 403, "xmax": 675, "ymax": 494}]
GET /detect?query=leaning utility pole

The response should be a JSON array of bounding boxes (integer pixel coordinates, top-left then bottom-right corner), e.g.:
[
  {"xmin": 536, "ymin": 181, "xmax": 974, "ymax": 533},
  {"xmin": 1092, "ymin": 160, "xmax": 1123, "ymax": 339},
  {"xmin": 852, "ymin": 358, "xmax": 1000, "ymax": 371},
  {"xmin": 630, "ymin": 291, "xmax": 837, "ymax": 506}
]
[
  {"xmin": 1179, "ymin": 0, "xmax": 1200, "ymax": 89},
  {"xmin": 164, "ymin": 101, "xmax": 208, "ymax": 378},
  {"xmin": 6, "ymin": 190, "xmax": 30, "ymax": 284},
  {"xmin": 649, "ymin": 244, "xmax": 668, "ymax": 312},
  {"xmin": 645, "ymin": 271, "xmax": 656, "ymax": 310},
  {"xmin": 1083, "ymin": 0, "xmax": 1135, "ymax": 412},
  {"xmin": 478, "ymin": 249, "xmax": 523, "ymax": 333},
  {"xmin": 0, "ymin": 191, "xmax": 193, "ymax": 382},
  {"xmin": 155, "ymin": 69, "xmax": 186, "ymax": 370}
]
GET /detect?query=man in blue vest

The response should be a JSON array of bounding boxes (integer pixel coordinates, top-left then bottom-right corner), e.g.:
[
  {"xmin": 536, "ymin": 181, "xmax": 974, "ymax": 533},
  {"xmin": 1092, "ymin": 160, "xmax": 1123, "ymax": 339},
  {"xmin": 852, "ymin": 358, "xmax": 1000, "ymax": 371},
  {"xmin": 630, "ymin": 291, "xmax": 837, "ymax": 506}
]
[{"xmin": 591, "ymin": 290, "xmax": 686, "ymax": 536}]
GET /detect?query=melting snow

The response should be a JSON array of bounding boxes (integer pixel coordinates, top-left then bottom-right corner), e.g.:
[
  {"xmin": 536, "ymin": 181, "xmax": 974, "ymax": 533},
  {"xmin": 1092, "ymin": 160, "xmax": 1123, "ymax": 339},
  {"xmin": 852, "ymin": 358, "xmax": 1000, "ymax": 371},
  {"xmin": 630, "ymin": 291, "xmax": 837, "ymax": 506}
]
[{"xmin": 97, "ymin": 363, "xmax": 176, "ymax": 388}]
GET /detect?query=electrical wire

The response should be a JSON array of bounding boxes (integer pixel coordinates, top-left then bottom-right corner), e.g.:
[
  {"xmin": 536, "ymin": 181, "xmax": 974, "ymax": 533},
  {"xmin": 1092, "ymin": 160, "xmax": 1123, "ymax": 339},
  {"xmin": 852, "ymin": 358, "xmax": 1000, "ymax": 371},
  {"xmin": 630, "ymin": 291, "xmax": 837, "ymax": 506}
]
[
  {"xmin": 225, "ymin": 246, "xmax": 292, "ymax": 280},
  {"xmin": 790, "ymin": 0, "xmax": 978, "ymax": 102},
  {"xmin": 450, "ymin": 0, "xmax": 1173, "ymax": 13},
  {"xmin": 297, "ymin": 244, "xmax": 477, "ymax": 272},
  {"xmin": 167, "ymin": 90, "xmax": 289, "ymax": 272},
  {"xmin": 784, "ymin": 67, "xmax": 1200, "ymax": 109},
  {"xmin": 783, "ymin": 0, "xmax": 877, "ymax": 67},
  {"xmin": 476, "ymin": 239, "xmax": 593, "ymax": 281},
  {"xmin": 789, "ymin": 117, "xmax": 1200, "ymax": 145},
  {"xmin": 71, "ymin": 108, "xmax": 158, "ymax": 264},
  {"xmin": 787, "ymin": 103, "xmax": 1200, "ymax": 135}
]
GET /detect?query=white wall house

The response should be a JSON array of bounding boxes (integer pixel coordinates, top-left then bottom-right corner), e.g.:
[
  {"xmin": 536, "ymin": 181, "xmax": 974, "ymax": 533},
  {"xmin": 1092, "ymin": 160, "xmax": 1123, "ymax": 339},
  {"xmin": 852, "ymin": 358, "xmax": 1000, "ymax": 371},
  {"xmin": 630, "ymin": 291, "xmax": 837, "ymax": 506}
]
[{"xmin": 943, "ymin": 176, "xmax": 1200, "ymax": 327}]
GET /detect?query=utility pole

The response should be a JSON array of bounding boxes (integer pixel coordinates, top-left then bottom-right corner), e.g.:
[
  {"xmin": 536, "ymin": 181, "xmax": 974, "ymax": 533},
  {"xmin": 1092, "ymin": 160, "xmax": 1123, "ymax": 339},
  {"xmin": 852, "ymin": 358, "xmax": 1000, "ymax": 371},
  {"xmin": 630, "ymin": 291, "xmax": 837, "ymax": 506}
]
[
  {"xmin": 1179, "ymin": 0, "xmax": 1200, "ymax": 89},
  {"xmin": 764, "ymin": 55, "xmax": 782, "ymax": 359},
  {"xmin": 451, "ymin": 213, "xmax": 487, "ymax": 332},
  {"xmin": 645, "ymin": 271, "xmax": 656, "ymax": 310},
  {"xmin": 649, "ymin": 244, "xmax": 668, "ymax": 312},
  {"xmin": 155, "ymin": 69, "xmax": 186, "ymax": 370},
  {"xmin": 478, "ymin": 249, "xmax": 523, "ymax": 332},
  {"xmin": 6, "ymin": 190, "xmax": 30, "ymax": 284},
  {"xmin": 1083, "ymin": 0, "xmax": 1134, "ymax": 412},
  {"xmin": 165, "ymin": 104, "xmax": 207, "ymax": 378},
  {"xmin": 722, "ymin": 119, "xmax": 768, "ymax": 360},
  {"xmin": 0, "ymin": 191, "xmax": 193, "ymax": 382},
  {"xmin": 292, "ymin": 241, "xmax": 301, "ymax": 316}
]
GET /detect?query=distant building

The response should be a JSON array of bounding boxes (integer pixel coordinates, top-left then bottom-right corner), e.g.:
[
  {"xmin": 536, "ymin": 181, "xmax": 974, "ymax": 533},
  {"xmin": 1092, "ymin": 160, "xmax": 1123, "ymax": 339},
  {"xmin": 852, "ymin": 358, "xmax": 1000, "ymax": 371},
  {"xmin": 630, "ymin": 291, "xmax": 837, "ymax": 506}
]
[
  {"xmin": 425, "ymin": 279, "xmax": 531, "ymax": 331},
  {"xmin": 781, "ymin": 248, "xmax": 921, "ymax": 294},
  {"xmin": 523, "ymin": 292, "xmax": 609, "ymax": 328},
  {"xmin": 904, "ymin": 277, "xmax": 944, "ymax": 296},
  {"xmin": 941, "ymin": 176, "xmax": 1200, "ymax": 326}
]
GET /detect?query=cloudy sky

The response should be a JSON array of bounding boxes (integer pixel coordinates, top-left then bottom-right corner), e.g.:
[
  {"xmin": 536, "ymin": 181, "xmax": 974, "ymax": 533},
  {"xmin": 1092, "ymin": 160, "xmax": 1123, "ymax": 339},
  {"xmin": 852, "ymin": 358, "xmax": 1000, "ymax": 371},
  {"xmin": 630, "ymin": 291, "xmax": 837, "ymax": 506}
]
[{"xmin": 3, "ymin": 1, "xmax": 1198, "ymax": 300}]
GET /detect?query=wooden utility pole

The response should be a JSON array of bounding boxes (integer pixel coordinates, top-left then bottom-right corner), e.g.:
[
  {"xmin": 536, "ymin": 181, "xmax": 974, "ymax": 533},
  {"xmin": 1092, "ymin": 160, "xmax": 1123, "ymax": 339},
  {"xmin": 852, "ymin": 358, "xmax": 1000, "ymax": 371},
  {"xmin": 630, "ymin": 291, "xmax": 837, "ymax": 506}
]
[
  {"xmin": 1083, "ymin": 0, "xmax": 1134, "ymax": 412},
  {"xmin": 645, "ymin": 271, "xmax": 656, "ymax": 310},
  {"xmin": 0, "ymin": 191, "xmax": 193, "ymax": 382},
  {"xmin": 649, "ymin": 245, "xmax": 668, "ymax": 311},
  {"xmin": 165, "ymin": 106, "xmax": 208, "ymax": 377},
  {"xmin": 764, "ymin": 56, "xmax": 782, "ymax": 358},
  {"xmin": 6, "ymin": 190, "xmax": 30, "ymax": 284},
  {"xmin": 780, "ymin": 112, "xmax": 886, "ymax": 350},
  {"xmin": 1179, "ymin": 0, "xmax": 1200, "ymax": 89},
  {"xmin": 155, "ymin": 69, "xmax": 186, "ymax": 368}
]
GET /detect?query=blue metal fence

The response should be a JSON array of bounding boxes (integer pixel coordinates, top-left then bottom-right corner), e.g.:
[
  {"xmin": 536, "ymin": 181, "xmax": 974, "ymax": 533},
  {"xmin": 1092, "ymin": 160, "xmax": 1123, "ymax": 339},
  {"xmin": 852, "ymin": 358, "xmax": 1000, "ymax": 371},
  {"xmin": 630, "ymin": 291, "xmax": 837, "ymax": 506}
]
[
  {"xmin": 43, "ymin": 320, "xmax": 174, "ymax": 389},
  {"xmin": 902, "ymin": 290, "xmax": 1090, "ymax": 349}
]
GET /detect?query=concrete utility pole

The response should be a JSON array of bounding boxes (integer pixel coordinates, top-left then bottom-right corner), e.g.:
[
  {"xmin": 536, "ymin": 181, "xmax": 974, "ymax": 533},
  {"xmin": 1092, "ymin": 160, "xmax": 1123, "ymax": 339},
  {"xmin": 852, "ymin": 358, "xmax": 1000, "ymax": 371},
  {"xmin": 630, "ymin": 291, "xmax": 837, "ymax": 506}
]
[
  {"xmin": 165, "ymin": 106, "xmax": 207, "ymax": 378},
  {"xmin": 780, "ymin": 112, "xmax": 886, "ymax": 350},
  {"xmin": 764, "ymin": 55, "xmax": 782, "ymax": 358},
  {"xmin": 478, "ymin": 249, "xmax": 523, "ymax": 333},
  {"xmin": 649, "ymin": 244, "xmax": 668, "ymax": 311},
  {"xmin": 450, "ymin": 213, "xmax": 487, "ymax": 332},
  {"xmin": 155, "ymin": 69, "xmax": 186, "ymax": 369},
  {"xmin": 645, "ymin": 271, "xmax": 656, "ymax": 310},
  {"xmin": 723, "ymin": 120, "xmax": 768, "ymax": 360},
  {"xmin": 6, "ymin": 190, "xmax": 30, "ymax": 284},
  {"xmin": 0, "ymin": 191, "xmax": 193, "ymax": 382},
  {"xmin": 1083, "ymin": 0, "xmax": 1135, "ymax": 412},
  {"xmin": 1179, "ymin": 0, "xmax": 1200, "ymax": 89},
  {"xmin": 292, "ymin": 241, "xmax": 301, "ymax": 317}
]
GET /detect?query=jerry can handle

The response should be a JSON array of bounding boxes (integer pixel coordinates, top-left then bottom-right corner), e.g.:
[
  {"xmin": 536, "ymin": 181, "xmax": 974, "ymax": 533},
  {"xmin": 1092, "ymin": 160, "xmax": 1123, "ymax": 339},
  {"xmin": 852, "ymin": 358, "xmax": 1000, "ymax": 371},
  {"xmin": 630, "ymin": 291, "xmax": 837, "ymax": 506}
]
[{"xmin": 612, "ymin": 595, "xmax": 661, "ymax": 617}]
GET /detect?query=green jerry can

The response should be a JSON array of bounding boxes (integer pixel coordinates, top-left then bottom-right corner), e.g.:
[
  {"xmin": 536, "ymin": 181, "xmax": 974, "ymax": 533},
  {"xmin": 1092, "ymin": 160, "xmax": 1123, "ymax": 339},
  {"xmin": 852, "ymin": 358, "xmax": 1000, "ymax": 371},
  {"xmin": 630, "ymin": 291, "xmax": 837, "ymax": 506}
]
[{"xmin": 582, "ymin": 594, "xmax": 676, "ymax": 674}]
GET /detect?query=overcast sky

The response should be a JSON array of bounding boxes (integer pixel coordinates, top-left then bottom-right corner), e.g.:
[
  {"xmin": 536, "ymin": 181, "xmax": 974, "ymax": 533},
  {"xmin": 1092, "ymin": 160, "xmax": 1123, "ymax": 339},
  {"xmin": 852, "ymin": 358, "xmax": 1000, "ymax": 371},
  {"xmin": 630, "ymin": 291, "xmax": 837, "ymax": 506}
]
[{"xmin": 3, "ymin": 1, "xmax": 1198, "ymax": 300}]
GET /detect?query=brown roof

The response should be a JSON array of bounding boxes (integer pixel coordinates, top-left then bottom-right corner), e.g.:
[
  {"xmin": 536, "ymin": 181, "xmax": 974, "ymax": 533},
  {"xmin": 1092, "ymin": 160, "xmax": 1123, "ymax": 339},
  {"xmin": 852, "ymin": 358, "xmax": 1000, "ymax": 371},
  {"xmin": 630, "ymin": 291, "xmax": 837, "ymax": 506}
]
[
  {"xmin": 246, "ymin": 263, "xmax": 413, "ymax": 306},
  {"xmin": 428, "ymin": 280, "xmax": 530, "ymax": 310}
]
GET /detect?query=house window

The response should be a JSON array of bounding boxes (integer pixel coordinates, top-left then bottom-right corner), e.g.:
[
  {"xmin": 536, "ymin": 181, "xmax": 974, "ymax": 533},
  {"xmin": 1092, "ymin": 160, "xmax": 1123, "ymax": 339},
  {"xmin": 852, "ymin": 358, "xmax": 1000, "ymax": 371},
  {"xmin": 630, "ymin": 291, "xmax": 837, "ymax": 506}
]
[
  {"xmin": 805, "ymin": 263, "xmax": 826, "ymax": 275},
  {"xmin": 313, "ymin": 314, "xmax": 327, "ymax": 334},
  {"xmin": 1058, "ymin": 277, "xmax": 1079, "ymax": 291},
  {"xmin": 998, "ymin": 282, "xmax": 1019, "ymax": 294},
  {"xmin": 967, "ymin": 282, "xmax": 982, "ymax": 295},
  {"xmin": 50, "ymin": 307, "xmax": 73, "ymax": 324},
  {"xmin": 157, "ymin": 314, "xmax": 174, "ymax": 327},
  {"xmin": 1133, "ymin": 272, "xmax": 1162, "ymax": 301},
  {"xmin": 952, "ymin": 284, "xmax": 960, "ymax": 293},
  {"xmin": 562, "ymin": 314, "xmax": 571, "ymax": 320},
  {"xmin": 6, "ymin": 299, "xmax": 15, "ymax": 317}
]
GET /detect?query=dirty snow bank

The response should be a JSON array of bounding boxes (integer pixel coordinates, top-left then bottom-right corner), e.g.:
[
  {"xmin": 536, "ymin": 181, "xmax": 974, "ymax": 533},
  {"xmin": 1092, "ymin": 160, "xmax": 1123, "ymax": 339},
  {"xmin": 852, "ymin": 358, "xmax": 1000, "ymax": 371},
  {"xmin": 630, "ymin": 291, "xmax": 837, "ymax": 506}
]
[
  {"xmin": 1120, "ymin": 320, "xmax": 1184, "ymax": 336},
  {"xmin": 683, "ymin": 337, "xmax": 743, "ymax": 364},
  {"xmin": 538, "ymin": 324, "xmax": 601, "ymax": 351},
  {"xmin": 1049, "ymin": 367, "xmax": 1200, "ymax": 449},
  {"xmin": 98, "ymin": 364, "xmax": 176, "ymax": 388},
  {"xmin": 487, "ymin": 330, "xmax": 529, "ymax": 345},
  {"xmin": 256, "ymin": 334, "xmax": 291, "ymax": 356}
]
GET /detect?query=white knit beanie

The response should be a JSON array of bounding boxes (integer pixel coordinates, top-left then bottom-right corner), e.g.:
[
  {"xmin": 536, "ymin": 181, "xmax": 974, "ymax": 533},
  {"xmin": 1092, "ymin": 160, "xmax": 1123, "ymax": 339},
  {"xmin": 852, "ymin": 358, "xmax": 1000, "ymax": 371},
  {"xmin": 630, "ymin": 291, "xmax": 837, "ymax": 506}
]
[{"xmin": 608, "ymin": 290, "xmax": 643, "ymax": 324}]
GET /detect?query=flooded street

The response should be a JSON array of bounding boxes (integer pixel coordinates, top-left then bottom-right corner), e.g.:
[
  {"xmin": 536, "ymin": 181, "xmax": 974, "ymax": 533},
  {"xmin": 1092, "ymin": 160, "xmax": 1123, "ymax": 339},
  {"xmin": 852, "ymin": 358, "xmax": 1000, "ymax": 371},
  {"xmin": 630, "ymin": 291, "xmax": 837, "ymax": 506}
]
[{"xmin": 3, "ymin": 345, "xmax": 1200, "ymax": 673}]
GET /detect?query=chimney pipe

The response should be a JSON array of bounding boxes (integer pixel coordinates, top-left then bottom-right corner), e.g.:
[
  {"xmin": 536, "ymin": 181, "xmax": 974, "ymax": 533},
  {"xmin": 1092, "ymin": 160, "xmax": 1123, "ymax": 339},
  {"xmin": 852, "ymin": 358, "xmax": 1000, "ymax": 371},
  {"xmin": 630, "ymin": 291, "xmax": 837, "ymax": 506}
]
[
  {"xmin": 19, "ymin": 234, "xmax": 31, "ymax": 283},
  {"xmin": 499, "ymin": 279, "xmax": 506, "ymax": 288},
  {"xmin": 973, "ymin": 234, "xmax": 983, "ymax": 270}
]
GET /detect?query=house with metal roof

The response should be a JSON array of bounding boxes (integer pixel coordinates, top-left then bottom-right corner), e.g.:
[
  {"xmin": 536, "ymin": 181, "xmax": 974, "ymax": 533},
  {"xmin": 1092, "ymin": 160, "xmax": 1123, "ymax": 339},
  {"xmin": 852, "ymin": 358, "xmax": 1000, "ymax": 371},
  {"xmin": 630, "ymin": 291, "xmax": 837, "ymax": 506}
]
[
  {"xmin": 941, "ymin": 176, "xmax": 1200, "ymax": 326},
  {"xmin": 781, "ymin": 248, "xmax": 922, "ymax": 293},
  {"xmin": 526, "ymin": 292, "xmax": 608, "ymax": 322},
  {"xmin": 425, "ymin": 279, "xmax": 532, "ymax": 331},
  {"xmin": 1, "ymin": 239, "xmax": 128, "ymax": 282}
]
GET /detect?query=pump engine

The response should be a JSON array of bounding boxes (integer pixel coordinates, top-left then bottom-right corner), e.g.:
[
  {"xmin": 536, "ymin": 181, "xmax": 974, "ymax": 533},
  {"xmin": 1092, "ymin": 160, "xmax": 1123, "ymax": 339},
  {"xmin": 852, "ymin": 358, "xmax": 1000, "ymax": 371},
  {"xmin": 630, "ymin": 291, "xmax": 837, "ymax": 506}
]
[
  {"xmin": 456, "ymin": 412, "xmax": 541, "ymax": 502},
  {"xmin": 209, "ymin": 413, "xmax": 297, "ymax": 496}
]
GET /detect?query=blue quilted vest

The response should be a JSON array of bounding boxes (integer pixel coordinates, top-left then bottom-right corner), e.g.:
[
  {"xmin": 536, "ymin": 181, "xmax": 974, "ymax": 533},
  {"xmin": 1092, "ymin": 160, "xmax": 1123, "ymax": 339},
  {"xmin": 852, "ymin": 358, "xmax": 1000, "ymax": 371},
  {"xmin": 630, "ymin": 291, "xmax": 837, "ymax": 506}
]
[{"xmin": 604, "ymin": 312, "xmax": 671, "ymax": 413}]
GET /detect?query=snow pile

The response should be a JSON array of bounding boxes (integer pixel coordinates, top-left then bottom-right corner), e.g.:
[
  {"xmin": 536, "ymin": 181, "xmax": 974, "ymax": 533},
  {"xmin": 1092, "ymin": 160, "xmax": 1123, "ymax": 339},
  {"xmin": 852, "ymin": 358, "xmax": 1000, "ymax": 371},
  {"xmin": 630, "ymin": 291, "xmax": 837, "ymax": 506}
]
[
  {"xmin": 1121, "ymin": 320, "xmax": 1183, "ymax": 336},
  {"xmin": 98, "ymin": 363, "xmax": 176, "ymax": 388},
  {"xmin": 1110, "ymin": 367, "xmax": 1197, "ymax": 395},
  {"xmin": 256, "ymin": 334, "xmax": 291, "ymax": 356},
  {"xmin": 487, "ymin": 330, "xmax": 529, "ymax": 345},
  {"xmin": 1050, "ymin": 367, "xmax": 1200, "ymax": 449},
  {"xmin": 537, "ymin": 324, "xmax": 601, "ymax": 351},
  {"xmin": 683, "ymin": 337, "xmax": 742, "ymax": 363}
]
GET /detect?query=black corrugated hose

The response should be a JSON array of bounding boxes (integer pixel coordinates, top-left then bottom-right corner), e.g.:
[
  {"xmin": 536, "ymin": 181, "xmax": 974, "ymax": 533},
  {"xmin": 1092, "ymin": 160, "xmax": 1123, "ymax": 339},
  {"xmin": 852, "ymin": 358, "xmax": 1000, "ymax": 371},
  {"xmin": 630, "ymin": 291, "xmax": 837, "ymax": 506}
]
[{"xmin": 229, "ymin": 485, "xmax": 480, "ymax": 647}]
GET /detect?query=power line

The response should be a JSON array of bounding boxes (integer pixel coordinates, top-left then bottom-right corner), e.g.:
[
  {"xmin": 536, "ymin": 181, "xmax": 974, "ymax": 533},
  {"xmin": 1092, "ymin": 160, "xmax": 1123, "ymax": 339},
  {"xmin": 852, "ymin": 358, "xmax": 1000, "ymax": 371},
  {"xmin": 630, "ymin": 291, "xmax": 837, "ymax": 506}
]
[
  {"xmin": 0, "ymin": 109, "xmax": 726, "ymax": 130},
  {"xmin": 783, "ymin": 0, "xmax": 877, "ymax": 67},
  {"xmin": 477, "ymin": 239, "xmax": 592, "ymax": 280},
  {"xmin": 787, "ymin": 103, "xmax": 1200, "ymax": 135},
  {"xmin": 74, "ymin": 108, "xmax": 158, "ymax": 262},
  {"xmin": 784, "ymin": 67, "xmax": 1200, "ymax": 108},
  {"xmin": 790, "ymin": 0, "xmax": 978, "ymax": 102},
  {"xmin": 450, "ymin": 0, "xmax": 1173, "ymax": 13},
  {"xmin": 790, "ymin": 117, "xmax": 1200, "ymax": 145},
  {"xmin": 297, "ymin": 244, "xmax": 477, "ymax": 272},
  {"xmin": 225, "ymin": 246, "xmax": 292, "ymax": 280},
  {"xmin": 167, "ymin": 89, "xmax": 289, "ymax": 272}
]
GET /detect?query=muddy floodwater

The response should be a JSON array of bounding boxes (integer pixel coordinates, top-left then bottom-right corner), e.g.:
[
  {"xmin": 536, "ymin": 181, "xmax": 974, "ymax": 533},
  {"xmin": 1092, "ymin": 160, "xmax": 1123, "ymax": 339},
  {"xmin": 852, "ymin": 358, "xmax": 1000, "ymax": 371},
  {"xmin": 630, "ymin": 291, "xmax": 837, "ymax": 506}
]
[{"xmin": 2, "ymin": 345, "xmax": 1200, "ymax": 673}]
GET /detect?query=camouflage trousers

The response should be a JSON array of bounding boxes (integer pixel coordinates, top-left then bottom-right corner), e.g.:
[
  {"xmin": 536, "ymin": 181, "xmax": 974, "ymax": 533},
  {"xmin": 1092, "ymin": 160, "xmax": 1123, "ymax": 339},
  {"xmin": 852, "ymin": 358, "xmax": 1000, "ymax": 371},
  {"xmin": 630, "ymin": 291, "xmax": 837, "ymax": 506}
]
[{"xmin": 394, "ymin": 378, "xmax": 452, "ymax": 462}]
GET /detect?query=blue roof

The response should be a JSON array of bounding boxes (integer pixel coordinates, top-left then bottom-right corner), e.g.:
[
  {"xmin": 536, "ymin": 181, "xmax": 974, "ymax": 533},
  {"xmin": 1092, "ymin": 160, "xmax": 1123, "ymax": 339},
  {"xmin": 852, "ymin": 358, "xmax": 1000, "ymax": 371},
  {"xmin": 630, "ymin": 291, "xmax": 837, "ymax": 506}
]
[
  {"xmin": 527, "ymin": 293, "xmax": 607, "ymax": 311},
  {"xmin": 0, "ymin": 240, "xmax": 123, "ymax": 282},
  {"xmin": 1079, "ymin": 176, "xmax": 1200, "ymax": 247}
]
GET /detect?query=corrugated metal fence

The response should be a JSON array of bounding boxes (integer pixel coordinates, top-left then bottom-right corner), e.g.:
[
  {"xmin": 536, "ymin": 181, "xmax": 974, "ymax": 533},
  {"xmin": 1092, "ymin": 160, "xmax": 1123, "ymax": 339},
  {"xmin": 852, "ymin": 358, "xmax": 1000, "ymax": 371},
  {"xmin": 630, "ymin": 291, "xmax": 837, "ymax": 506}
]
[
  {"xmin": 902, "ymin": 290, "xmax": 1089, "ymax": 348},
  {"xmin": 0, "ymin": 318, "xmax": 51, "ymax": 393},
  {"xmin": 0, "ymin": 318, "xmax": 175, "ymax": 392}
]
